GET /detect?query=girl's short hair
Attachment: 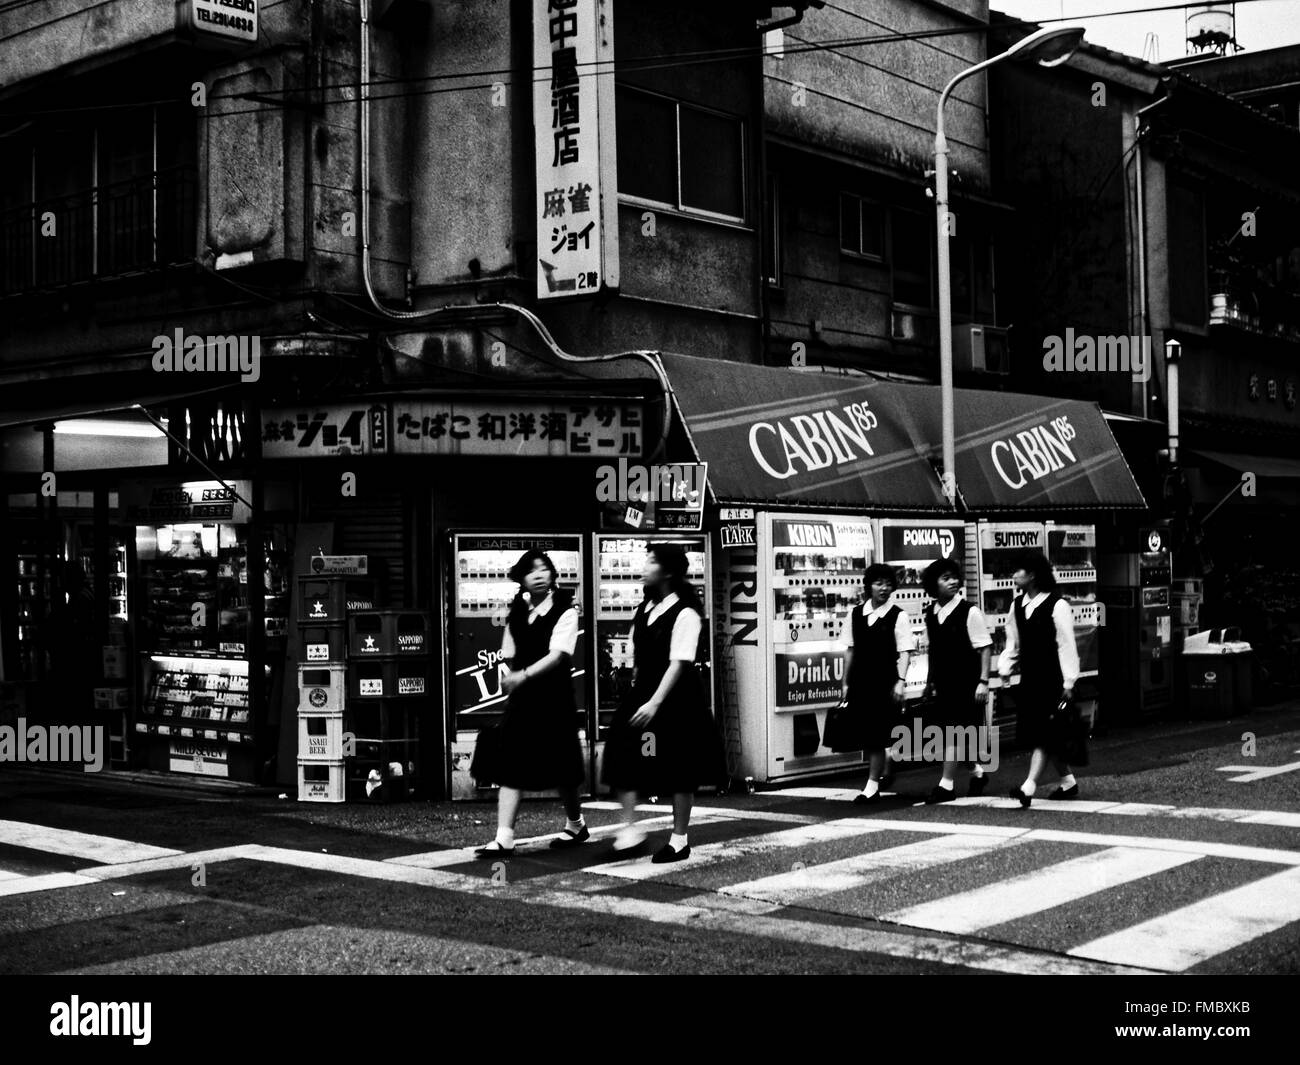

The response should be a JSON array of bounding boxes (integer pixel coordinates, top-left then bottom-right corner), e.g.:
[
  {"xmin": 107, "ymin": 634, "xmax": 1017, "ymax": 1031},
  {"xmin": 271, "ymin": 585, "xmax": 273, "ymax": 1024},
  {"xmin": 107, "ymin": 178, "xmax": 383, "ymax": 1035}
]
[
  {"xmin": 863, "ymin": 563, "xmax": 899, "ymax": 591},
  {"xmin": 922, "ymin": 557, "xmax": 963, "ymax": 597},
  {"xmin": 647, "ymin": 542, "xmax": 704, "ymax": 615},
  {"xmin": 508, "ymin": 549, "xmax": 559, "ymax": 586},
  {"xmin": 1015, "ymin": 550, "xmax": 1057, "ymax": 593}
]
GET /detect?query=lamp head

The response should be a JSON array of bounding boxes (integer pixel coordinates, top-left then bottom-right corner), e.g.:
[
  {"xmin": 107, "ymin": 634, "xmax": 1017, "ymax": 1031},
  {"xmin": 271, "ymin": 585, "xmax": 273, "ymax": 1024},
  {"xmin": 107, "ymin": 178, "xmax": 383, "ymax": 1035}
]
[{"xmin": 1006, "ymin": 25, "xmax": 1086, "ymax": 68}]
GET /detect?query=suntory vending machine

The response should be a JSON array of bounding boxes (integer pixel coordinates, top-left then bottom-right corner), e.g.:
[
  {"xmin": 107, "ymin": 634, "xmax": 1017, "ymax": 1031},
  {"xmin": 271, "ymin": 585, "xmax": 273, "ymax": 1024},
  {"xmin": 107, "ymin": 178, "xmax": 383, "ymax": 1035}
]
[
  {"xmin": 592, "ymin": 534, "xmax": 711, "ymax": 784},
  {"xmin": 721, "ymin": 512, "xmax": 875, "ymax": 783},
  {"xmin": 446, "ymin": 533, "xmax": 587, "ymax": 798}
]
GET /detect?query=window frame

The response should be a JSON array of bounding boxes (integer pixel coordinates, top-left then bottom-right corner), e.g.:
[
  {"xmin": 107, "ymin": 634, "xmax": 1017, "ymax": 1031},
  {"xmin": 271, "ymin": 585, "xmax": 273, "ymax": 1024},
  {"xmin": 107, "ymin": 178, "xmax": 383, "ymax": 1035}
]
[
  {"xmin": 838, "ymin": 191, "xmax": 886, "ymax": 263},
  {"xmin": 615, "ymin": 84, "xmax": 747, "ymax": 225}
]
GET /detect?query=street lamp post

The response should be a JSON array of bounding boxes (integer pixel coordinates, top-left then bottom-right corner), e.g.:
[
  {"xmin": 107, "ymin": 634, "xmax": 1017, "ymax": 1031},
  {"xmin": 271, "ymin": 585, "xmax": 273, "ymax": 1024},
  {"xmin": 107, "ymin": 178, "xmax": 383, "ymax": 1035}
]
[{"xmin": 934, "ymin": 25, "xmax": 1086, "ymax": 504}]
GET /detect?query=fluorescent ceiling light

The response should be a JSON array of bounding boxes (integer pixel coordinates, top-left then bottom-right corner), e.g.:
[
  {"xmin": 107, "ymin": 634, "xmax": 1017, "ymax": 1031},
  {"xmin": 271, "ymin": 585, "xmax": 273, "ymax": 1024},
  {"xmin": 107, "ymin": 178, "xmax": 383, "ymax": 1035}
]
[{"xmin": 52, "ymin": 419, "xmax": 167, "ymax": 438}]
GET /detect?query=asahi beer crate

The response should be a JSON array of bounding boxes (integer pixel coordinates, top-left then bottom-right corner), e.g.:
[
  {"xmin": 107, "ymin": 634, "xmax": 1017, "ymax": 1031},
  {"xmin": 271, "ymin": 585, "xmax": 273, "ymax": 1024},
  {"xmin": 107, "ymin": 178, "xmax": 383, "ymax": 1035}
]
[
  {"xmin": 298, "ymin": 664, "xmax": 347, "ymax": 713},
  {"xmin": 298, "ymin": 713, "xmax": 345, "ymax": 762},
  {"xmin": 298, "ymin": 576, "xmax": 378, "ymax": 624},
  {"xmin": 301, "ymin": 623, "xmax": 347, "ymax": 664},
  {"xmin": 298, "ymin": 760, "xmax": 346, "ymax": 803},
  {"xmin": 347, "ymin": 611, "xmax": 431, "ymax": 657},
  {"xmin": 347, "ymin": 658, "xmax": 428, "ymax": 699}
]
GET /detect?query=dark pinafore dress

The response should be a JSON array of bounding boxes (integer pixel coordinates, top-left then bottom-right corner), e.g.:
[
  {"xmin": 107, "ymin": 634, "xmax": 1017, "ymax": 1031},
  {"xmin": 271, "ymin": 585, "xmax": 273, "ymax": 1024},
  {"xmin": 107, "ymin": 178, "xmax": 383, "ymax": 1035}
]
[
  {"xmin": 602, "ymin": 597, "xmax": 725, "ymax": 795},
  {"xmin": 845, "ymin": 604, "xmax": 905, "ymax": 751},
  {"xmin": 1012, "ymin": 592, "xmax": 1067, "ymax": 754},
  {"xmin": 924, "ymin": 598, "xmax": 983, "ymax": 729},
  {"xmin": 479, "ymin": 589, "xmax": 585, "ymax": 790}
]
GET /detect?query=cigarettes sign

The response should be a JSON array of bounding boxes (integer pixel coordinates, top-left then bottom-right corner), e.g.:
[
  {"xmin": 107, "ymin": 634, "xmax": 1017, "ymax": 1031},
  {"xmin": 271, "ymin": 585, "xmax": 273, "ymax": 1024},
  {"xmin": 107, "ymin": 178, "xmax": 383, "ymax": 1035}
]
[{"xmin": 182, "ymin": 0, "xmax": 259, "ymax": 44}]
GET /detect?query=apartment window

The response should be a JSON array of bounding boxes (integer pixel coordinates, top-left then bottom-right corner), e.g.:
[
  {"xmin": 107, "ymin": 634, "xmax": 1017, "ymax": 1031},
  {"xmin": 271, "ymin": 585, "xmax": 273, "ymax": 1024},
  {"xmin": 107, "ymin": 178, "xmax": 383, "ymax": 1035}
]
[
  {"xmin": 891, "ymin": 207, "xmax": 932, "ymax": 308},
  {"xmin": 839, "ymin": 192, "xmax": 885, "ymax": 260},
  {"xmin": 616, "ymin": 86, "xmax": 745, "ymax": 222}
]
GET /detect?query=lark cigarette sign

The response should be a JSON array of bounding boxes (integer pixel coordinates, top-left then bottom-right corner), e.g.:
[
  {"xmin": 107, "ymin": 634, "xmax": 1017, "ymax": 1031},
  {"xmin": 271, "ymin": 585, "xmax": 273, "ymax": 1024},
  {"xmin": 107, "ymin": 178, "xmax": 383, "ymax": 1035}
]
[{"xmin": 181, "ymin": 0, "xmax": 259, "ymax": 44}]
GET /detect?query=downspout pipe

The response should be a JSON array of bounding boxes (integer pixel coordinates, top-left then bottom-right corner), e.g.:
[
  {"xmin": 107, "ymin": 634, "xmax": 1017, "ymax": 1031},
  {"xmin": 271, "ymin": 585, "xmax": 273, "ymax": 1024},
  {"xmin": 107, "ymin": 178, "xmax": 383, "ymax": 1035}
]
[{"xmin": 357, "ymin": 0, "xmax": 672, "ymax": 455}]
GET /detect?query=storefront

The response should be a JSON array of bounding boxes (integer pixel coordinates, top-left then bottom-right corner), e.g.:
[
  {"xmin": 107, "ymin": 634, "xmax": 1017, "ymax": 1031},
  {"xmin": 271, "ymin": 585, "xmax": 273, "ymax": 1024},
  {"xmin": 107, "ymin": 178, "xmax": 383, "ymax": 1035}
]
[{"xmin": 653, "ymin": 353, "xmax": 1147, "ymax": 785}]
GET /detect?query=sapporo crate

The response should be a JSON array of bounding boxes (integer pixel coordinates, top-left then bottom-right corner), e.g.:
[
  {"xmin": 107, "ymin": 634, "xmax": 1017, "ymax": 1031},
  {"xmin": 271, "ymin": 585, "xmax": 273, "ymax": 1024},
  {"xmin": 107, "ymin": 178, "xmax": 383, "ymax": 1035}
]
[
  {"xmin": 298, "ymin": 664, "xmax": 347, "ymax": 712},
  {"xmin": 347, "ymin": 658, "xmax": 428, "ymax": 699},
  {"xmin": 300, "ymin": 622, "xmax": 347, "ymax": 664},
  {"xmin": 298, "ymin": 760, "xmax": 346, "ymax": 803},
  {"xmin": 347, "ymin": 611, "xmax": 431, "ymax": 657},
  {"xmin": 298, "ymin": 576, "xmax": 378, "ymax": 624},
  {"xmin": 298, "ymin": 713, "xmax": 345, "ymax": 761}
]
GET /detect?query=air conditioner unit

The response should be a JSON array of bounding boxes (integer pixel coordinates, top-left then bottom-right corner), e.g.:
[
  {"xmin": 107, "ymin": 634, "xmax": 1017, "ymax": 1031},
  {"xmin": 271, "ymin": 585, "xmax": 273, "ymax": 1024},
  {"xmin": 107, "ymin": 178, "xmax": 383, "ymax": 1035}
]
[{"xmin": 953, "ymin": 324, "xmax": 1010, "ymax": 374}]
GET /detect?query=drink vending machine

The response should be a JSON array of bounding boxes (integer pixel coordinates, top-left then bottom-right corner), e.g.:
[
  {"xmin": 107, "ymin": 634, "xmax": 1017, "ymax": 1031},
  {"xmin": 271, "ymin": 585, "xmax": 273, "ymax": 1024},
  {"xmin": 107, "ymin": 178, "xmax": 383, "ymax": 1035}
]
[
  {"xmin": 592, "ymin": 534, "xmax": 711, "ymax": 787},
  {"xmin": 446, "ymin": 533, "xmax": 587, "ymax": 799},
  {"xmin": 1099, "ymin": 526, "xmax": 1173, "ymax": 721}
]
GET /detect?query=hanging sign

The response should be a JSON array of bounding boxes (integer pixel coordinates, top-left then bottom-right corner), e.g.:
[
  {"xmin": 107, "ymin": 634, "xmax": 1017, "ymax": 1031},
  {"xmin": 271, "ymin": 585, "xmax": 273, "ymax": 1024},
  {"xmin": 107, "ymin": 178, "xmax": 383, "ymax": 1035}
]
[{"xmin": 180, "ymin": 0, "xmax": 259, "ymax": 45}]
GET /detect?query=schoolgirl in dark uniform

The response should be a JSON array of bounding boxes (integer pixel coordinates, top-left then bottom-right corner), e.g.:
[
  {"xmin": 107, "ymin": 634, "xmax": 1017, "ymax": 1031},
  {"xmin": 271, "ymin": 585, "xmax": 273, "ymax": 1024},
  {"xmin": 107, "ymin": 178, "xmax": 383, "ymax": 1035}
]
[
  {"xmin": 840, "ymin": 563, "xmax": 914, "ymax": 804},
  {"xmin": 472, "ymin": 550, "xmax": 587, "ymax": 857},
  {"xmin": 997, "ymin": 551, "xmax": 1082, "ymax": 808},
  {"xmin": 603, "ymin": 543, "xmax": 724, "ymax": 863},
  {"xmin": 921, "ymin": 558, "xmax": 993, "ymax": 803}
]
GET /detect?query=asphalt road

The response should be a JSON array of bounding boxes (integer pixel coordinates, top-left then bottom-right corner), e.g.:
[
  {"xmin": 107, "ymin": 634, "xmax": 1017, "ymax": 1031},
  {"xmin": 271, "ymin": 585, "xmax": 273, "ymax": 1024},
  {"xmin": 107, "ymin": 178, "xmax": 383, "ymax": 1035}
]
[{"xmin": 1, "ymin": 702, "xmax": 1298, "ymax": 976}]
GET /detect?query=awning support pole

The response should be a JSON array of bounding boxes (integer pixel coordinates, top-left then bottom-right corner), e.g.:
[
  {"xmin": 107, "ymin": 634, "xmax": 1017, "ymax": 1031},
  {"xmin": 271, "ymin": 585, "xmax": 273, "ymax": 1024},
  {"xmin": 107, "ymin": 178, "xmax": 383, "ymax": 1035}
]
[{"xmin": 131, "ymin": 405, "xmax": 255, "ymax": 513}]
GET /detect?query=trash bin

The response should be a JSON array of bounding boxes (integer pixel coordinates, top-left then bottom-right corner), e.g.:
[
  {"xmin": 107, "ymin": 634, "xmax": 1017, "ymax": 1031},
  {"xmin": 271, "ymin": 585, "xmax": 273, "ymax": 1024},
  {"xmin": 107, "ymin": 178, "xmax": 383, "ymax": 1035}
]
[{"xmin": 1180, "ymin": 628, "xmax": 1254, "ymax": 718}]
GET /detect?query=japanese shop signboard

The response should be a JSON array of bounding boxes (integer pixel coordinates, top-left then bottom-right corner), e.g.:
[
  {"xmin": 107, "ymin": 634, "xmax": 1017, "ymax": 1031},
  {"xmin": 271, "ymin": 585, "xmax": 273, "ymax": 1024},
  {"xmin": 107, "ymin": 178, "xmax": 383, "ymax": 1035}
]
[
  {"xmin": 261, "ymin": 405, "xmax": 389, "ymax": 458},
  {"xmin": 533, "ymin": 0, "xmax": 619, "ymax": 299},
  {"xmin": 391, "ymin": 400, "xmax": 642, "ymax": 457},
  {"xmin": 179, "ymin": 0, "xmax": 259, "ymax": 45}
]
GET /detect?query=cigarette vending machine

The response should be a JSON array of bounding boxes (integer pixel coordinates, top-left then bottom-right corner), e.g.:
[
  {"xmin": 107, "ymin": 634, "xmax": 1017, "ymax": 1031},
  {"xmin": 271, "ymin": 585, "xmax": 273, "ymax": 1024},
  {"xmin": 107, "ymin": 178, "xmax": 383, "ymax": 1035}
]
[
  {"xmin": 592, "ymin": 534, "xmax": 711, "ymax": 788},
  {"xmin": 721, "ymin": 513, "xmax": 874, "ymax": 783},
  {"xmin": 447, "ymin": 533, "xmax": 587, "ymax": 799},
  {"xmin": 875, "ymin": 519, "xmax": 977, "ymax": 698}
]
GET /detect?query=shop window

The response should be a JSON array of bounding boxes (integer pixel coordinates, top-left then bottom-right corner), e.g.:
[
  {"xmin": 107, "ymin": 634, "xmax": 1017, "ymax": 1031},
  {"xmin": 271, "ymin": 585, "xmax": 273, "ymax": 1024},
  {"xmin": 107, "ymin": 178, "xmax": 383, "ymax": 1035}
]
[
  {"xmin": 839, "ymin": 192, "xmax": 885, "ymax": 260},
  {"xmin": 616, "ymin": 85, "xmax": 745, "ymax": 222}
]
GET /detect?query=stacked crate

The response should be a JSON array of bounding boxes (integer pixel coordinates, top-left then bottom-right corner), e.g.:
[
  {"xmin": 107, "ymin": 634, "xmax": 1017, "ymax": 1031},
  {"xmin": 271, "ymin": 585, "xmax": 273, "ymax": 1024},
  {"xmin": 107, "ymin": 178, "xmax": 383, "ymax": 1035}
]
[
  {"xmin": 296, "ymin": 575, "xmax": 378, "ymax": 802},
  {"xmin": 344, "ymin": 611, "xmax": 431, "ymax": 800}
]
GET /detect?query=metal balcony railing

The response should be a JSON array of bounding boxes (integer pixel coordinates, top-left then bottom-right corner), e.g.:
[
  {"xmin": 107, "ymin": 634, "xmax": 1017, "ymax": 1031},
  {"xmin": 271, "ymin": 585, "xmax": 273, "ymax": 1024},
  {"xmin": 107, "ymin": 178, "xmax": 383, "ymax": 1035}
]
[{"xmin": 0, "ymin": 166, "xmax": 197, "ymax": 295}]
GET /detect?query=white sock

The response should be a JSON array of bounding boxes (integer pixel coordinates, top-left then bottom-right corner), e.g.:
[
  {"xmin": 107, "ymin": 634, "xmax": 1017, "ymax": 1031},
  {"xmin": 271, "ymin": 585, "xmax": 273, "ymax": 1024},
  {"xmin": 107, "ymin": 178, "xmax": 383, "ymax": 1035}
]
[
  {"xmin": 495, "ymin": 827, "xmax": 515, "ymax": 847},
  {"xmin": 972, "ymin": 764, "xmax": 985, "ymax": 778},
  {"xmin": 668, "ymin": 833, "xmax": 688, "ymax": 852},
  {"xmin": 863, "ymin": 780, "xmax": 880, "ymax": 798},
  {"xmin": 1019, "ymin": 780, "xmax": 1037, "ymax": 798},
  {"xmin": 938, "ymin": 777, "xmax": 954, "ymax": 791},
  {"xmin": 565, "ymin": 817, "xmax": 585, "ymax": 832},
  {"xmin": 613, "ymin": 823, "xmax": 647, "ymax": 851},
  {"xmin": 1058, "ymin": 774, "xmax": 1077, "ymax": 790}
]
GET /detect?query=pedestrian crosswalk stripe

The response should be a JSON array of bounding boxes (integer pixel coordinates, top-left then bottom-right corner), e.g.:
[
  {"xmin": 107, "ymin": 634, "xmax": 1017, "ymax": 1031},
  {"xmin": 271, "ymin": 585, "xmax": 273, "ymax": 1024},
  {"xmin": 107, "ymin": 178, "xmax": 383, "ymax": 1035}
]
[
  {"xmin": 0, "ymin": 871, "xmax": 99, "ymax": 897},
  {"xmin": 882, "ymin": 846, "xmax": 1202, "ymax": 935},
  {"xmin": 0, "ymin": 869, "xmax": 28, "ymax": 882},
  {"xmin": 0, "ymin": 820, "xmax": 181, "ymax": 864},
  {"xmin": 593, "ymin": 819, "xmax": 894, "ymax": 881},
  {"xmin": 1068, "ymin": 865, "xmax": 1300, "ymax": 971},
  {"xmin": 718, "ymin": 833, "xmax": 1021, "ymax": 905}
]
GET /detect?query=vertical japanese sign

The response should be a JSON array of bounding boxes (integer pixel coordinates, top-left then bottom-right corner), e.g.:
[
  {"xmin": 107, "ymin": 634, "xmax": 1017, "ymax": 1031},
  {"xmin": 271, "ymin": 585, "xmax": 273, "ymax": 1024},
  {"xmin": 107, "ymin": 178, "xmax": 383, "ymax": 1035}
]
[{"xmin": 534, "ymin": 0, "xmax": 619, "ymax": 299}]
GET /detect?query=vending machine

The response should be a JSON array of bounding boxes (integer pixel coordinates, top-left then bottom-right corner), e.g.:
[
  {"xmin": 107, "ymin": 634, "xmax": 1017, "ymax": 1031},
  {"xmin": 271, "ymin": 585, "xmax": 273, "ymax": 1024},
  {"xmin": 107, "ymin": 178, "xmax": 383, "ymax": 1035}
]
[
  {"xmin": 1045, "ymin": 522, "xmax": 1102, "ymax": 676},
  {"xmin": 875, "ymin": 519, "xmax": 977, "ymax": 696},
  {"xmin": 722, "ymin": 512, "xmax": 875, "ymax": 783},
  {"xmin": 1099, "ymin": 526, "xmax": 1173, "ymax": 721},
  {"xmin": 446, "ymin": 533, "xmax": 588, "ymax": 798},
  {"xmin": 592, "ymin": 534, "xmax": 711, "ymax": 784}
]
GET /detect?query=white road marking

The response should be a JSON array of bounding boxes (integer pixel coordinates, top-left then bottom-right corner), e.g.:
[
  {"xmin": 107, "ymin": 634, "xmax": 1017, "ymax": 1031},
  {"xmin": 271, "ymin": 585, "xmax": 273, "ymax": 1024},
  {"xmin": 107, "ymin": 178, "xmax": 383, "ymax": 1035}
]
[
  {"xmin": 1215, "ymin": 751, "xmax": 1300, "ymax": 783},
  {"xmin": 883, "ymin": 847, "xmax": 1201, "ymax": 934},
  {"xmin": 1069, "ymin": 865, "xmax": 1300, "ymax": 971},
  {"xmin": 593, "ymin": 819, "xmax": 893, "ymax": 881},
  {"xmin": 718, "ymin": 833, "xmax": 1021, "ymax": 905},
  {"xmin": 0, "ymin": 872, "xmax": 99, "ymax": 897},
  {"xmin": 0, "ymin": 820, "xmax": 181, "ymax": 864}
]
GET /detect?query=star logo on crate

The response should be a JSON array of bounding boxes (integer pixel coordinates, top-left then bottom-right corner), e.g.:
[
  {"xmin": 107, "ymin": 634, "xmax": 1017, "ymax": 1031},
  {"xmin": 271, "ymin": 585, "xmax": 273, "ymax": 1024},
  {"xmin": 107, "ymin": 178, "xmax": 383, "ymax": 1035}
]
[{"xmin": 364, "ymin": 636, "xmax": 376, "ymax": 649}]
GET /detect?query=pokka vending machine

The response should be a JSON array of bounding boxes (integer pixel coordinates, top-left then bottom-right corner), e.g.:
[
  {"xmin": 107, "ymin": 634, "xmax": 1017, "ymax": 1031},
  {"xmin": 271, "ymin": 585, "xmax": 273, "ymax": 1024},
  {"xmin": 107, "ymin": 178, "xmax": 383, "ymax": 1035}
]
[
  {"xmin": 446, "ymin": 533, "xmax": 588, "ymax": 799},
  {"xmin": 592, "ymin": 534, "xmax": 711, "ymax": 788},
  {"xmin": 874, "ymin": 519, "xmax": 977, "ymax": 699},
  {"xmin": 723, "ymin": 513, "xmax": 875, "ymax": 783}
]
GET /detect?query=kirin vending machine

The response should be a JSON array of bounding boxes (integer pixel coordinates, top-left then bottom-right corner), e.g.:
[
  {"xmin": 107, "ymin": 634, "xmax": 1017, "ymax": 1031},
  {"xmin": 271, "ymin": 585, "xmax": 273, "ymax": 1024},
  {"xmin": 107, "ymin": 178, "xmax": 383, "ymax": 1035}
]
[
  {"xmin": 592, "ymin": 534, "xmax": 711, "ymax": 788},
  {"xmin": 722, "ymin": 512, "xmax": 875, "ymax": 783},
  {"xmin": 446, "ymin": 533, "xmax": 588, "ymax": 799}
]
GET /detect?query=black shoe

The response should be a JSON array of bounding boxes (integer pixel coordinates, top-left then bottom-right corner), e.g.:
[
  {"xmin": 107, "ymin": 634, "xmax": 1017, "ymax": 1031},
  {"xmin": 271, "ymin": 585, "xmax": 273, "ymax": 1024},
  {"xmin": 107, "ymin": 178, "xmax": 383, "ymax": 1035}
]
[
  {"xmin": 473, "ymin": 842, "xmax": 514, "ymax": 859},
  {"xmin": 1048, "ymin": 784, "xmax": 1079, "ymax": 800},
  {"xmin": 1009, "ymin": 786, "xmax": 1032, "ymax": 809},
  {"xmin": 549, "ymin": 825, "xmax": 591, "ymax": 849},
  {"xmin": 880, "ymin": 764, "xmax": 895, "ymax": 789},
  {"xmin": 852, "ymin": 791, "xmax": 880, "ymax": 805},
  {"xmin": 968, "ymin": 774, "xmax": 988, "ymax": 797},
  {"xmin": 926, "ymin": 786, "xmax": 956, "ymax": 804},
  {"xmin": 651, "ymin": 843, "xmax": 691, "ymax": 864}
]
